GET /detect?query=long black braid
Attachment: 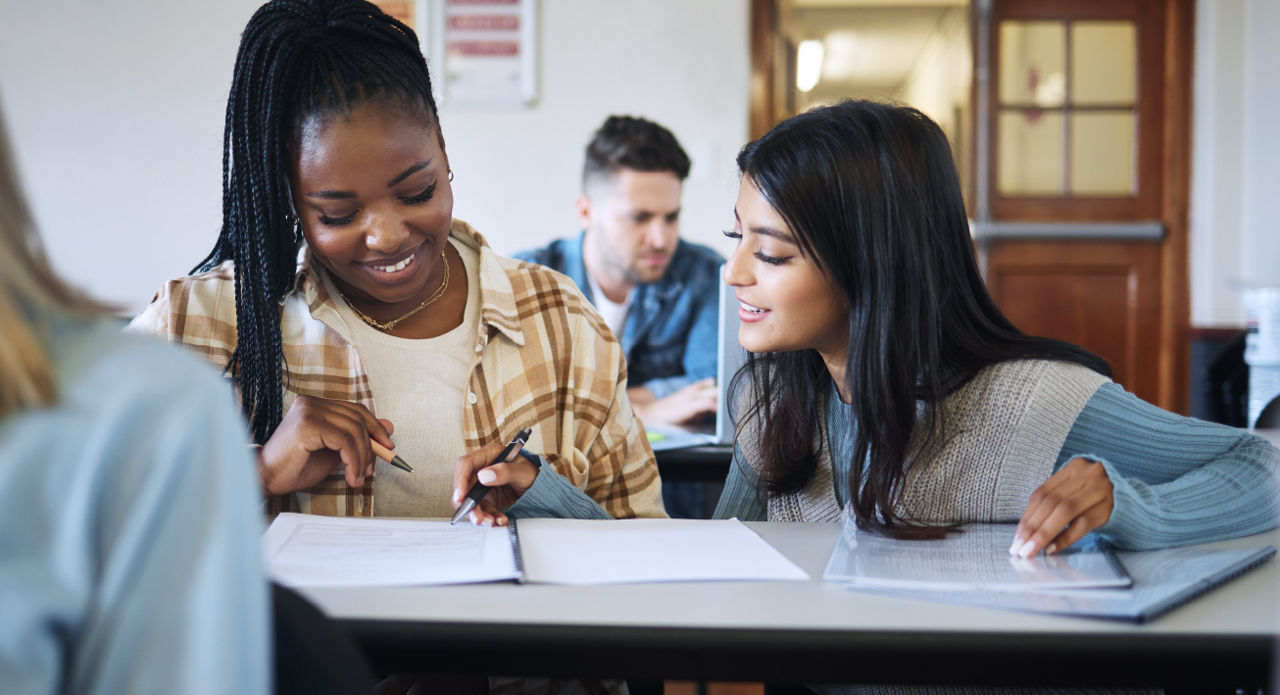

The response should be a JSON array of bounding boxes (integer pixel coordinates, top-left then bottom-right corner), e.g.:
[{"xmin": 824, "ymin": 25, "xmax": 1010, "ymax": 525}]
[{"xmin": 193, "ymin": 0, "xmax": 438, "ymax": 443}]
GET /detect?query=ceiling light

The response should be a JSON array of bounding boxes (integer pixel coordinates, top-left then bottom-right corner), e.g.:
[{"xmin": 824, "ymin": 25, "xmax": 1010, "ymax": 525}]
[{"xmin": 796, "ymin": 39, "xmax": 825, "ymax": 93}]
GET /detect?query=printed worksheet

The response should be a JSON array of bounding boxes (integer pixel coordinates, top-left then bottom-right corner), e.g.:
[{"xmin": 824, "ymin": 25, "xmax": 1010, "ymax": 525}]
[{"xmin": 263, "ymin": 513, "xmax": 519, "ymax": 587}]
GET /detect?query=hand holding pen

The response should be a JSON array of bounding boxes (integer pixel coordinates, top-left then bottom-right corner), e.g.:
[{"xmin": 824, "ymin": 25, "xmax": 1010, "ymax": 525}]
[
  {"xmin": 451, "ymin": 427, "xmax": 535, "ymax": 526},
  {"xmin": 259, "ymin": 395, "xmax": 410, "ymax": 496}
]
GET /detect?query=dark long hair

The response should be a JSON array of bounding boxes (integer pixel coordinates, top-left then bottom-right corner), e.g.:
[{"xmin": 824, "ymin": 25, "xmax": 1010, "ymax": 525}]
[
  {"xmin": 735, "ymin": 100, "xmax": 1110, "ymax": 535},
  {"xmin": 194, "ymin": 0, "xmax": 438, "ymax": 443}
]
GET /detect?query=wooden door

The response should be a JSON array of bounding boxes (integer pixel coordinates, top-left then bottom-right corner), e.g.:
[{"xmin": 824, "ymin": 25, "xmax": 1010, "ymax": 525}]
[
  {"xmin": 978, "ymin": 0, "xmax": 1193, "ymax": 411},
  {"xmin": 747, "ymin": 0, "xmax": 1192, "ymax": 411}
]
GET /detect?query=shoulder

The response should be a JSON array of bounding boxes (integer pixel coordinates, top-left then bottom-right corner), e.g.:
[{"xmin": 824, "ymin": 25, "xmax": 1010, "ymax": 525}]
[
  {"xmin": 671, "ymin": 239, "xmax": 724, "ymax": 272},
  {"xmin": 977, "ymin": 358, "xmax": 1110, "ymax": 391},
  {"xmin": 676, "ymin": 239, "xmax": 725, "ymax": 265},
  {"xmin": 662, "ymin": 240, "xmax": 725, "ymax": 290},
  {"xmin": 510, "ymin": 237, "xmax": 572, "ymax": 269},
  {"xmin": 58, "ymin": 318, "xmax": 235, "ymax": 408},
  {"xmin": 130, "ymin": 262, "xmax": 239, "ymax": 335},
  {"xmin": 498, "ymin": 256, "xmax": 601, "ymax": 322},
  {"xmin": 955, "ymin": 358, "xmax": 1110, "ymax": 425}
]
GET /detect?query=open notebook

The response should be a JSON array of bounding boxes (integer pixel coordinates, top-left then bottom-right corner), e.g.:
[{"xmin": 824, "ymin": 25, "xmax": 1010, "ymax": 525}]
[
  {"xmin": 263, "ymin": 513, "xmax": 808, "ymax": 587},
  {"xmin": 646, "ymin": 267, "xmax": 749, "ymax": 451}
]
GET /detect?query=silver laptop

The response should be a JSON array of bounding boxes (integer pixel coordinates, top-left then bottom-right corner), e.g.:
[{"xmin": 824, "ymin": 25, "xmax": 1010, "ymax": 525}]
[{"xmin": 647, "ymin": 267, "xmax": 748, "ymax": 450}]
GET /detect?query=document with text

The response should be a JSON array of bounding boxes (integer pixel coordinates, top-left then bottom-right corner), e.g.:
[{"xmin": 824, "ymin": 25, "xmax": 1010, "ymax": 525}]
[
  {"xmin": 263, "ymin": 513, "xmax": 519, "ymax": 587},
  {"xmin": 264, "ymin": 514, "xmax": 809, "ymax": 587}
]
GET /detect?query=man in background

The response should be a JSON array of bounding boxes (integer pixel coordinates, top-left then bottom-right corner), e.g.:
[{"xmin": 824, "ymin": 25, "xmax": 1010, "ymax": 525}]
[{"xmin": 516, "ymin": 115, "xmax": 723, "ymax": 428}]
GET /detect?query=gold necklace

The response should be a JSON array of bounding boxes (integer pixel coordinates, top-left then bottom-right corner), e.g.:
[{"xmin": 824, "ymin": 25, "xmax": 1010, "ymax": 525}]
[{"xmin": 340, "ymin": 249, "xmax": 449, "ymax": 332}]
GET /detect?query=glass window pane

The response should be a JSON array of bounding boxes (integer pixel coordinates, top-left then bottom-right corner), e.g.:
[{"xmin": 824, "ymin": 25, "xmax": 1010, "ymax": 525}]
[
  {"xmin": 1069, "ymin": 111, "xmax": 1135, "ymax": 196},
  {"xmin": 998, "ymin": 21, "xmax": 1066, "ymax": 106},
  {"xmin": 998, "ymin": 109, "xmax": 1064, "ymax": 195},
  {"xmin": 1071, "ymin": 22, "xmax": 1137, "ymax": 105}
]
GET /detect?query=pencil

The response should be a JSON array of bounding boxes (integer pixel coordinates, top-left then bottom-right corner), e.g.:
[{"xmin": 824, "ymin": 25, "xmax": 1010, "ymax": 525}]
[{"xmin": 370, "ymin": 439, "xmax": 413, "ymax": 472}]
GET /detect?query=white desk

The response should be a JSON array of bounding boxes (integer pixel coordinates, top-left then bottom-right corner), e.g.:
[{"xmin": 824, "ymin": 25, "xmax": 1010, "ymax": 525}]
[{"xmin": 298, "ymin": 523, "xmax": 1279, "ymax": 689}]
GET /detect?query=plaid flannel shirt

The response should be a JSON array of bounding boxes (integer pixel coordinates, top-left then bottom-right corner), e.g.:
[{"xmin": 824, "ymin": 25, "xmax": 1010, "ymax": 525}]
[{"xmin": 130, "ymin": 220, "xmax": 665, "ymax": 518}]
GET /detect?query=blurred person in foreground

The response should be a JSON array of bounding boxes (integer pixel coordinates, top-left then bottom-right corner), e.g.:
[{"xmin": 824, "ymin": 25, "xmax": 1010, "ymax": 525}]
[{"xmin": 0, "ymin": 100, "xmax": 268, "ymax": 693}]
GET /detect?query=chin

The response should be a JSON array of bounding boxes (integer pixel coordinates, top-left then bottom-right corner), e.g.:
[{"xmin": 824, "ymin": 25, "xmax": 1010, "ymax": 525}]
[{"xmin": 630, "ymin": 265, "xmax": 668, "ymax": 284}]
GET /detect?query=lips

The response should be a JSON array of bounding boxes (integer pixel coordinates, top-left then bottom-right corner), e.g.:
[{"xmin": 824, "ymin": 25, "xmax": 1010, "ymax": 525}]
[{"xmin": 737, "ymin": 297, "xmax": 769, "ymax": 323}]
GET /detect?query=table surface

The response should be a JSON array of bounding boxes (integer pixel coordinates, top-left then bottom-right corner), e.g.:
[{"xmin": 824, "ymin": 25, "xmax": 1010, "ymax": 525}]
[{"xmin": 300, "ymin": 522, "xmax": 1280, "ymax": 687}]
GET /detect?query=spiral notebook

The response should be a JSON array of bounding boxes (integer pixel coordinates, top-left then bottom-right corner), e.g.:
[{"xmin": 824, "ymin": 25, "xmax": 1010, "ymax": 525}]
[{"xmin": 263, "ymin": 513, "xmax": 808, "ymax": 587}]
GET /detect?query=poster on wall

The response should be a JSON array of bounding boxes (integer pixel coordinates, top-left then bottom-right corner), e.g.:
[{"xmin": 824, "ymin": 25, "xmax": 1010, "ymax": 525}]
[
  {"xmin": 371, "ymin": 0, "xmax": 537, "ymax": 107},
  {"xmin": 434, "ymin": 0, "xmax": 538, "ymax": 107}
]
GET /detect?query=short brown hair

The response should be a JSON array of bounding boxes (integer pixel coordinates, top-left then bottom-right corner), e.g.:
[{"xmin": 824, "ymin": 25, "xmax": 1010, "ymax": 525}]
[{"xmin": 582, "ymin": 115, "xmax": 690, "ymax": 191}]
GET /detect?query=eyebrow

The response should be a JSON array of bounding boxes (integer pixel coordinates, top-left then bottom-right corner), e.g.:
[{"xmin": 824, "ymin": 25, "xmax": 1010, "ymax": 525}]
[
  {"xmin": 733, "ymin": 207, "xmax": 796, "ymax": 244},
  {"xmin": 387, "ymin": 161, "xmax": 431, "ymax": 187},
  {"xmin": 304, "ymin": 160, "xmax": 433, "ymax": 200}
]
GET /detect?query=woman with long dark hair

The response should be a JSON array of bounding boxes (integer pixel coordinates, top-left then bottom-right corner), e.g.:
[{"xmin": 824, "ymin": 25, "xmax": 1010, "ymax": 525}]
[
  {"xmin": 131, "ymin": 0, "xmax": 664, "ymax": 525},
  {"xmin": 715, "ymin": 100, "xmax": 1277, "ymax": 557}
]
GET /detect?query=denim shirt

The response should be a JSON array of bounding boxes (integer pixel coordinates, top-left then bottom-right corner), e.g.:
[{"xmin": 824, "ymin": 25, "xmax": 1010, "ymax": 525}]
[{"xmin": 514, "ymin": 231, "xmax": 724, "ymax": 397}]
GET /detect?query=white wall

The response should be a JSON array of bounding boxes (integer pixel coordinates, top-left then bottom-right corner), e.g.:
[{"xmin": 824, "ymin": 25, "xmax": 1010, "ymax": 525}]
[
  {"xmin": 1191, "ymin": 0, "xmax": 1280, "ymax": 326},
  {"xmin": 0, "ymin": 1, "xmax": 749, "ymax": 314}
]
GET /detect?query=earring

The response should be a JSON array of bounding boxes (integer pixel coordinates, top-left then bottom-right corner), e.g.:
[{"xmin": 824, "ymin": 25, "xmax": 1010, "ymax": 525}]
[
  {"xmin": 448, "ymin": 169, "xmax": 455, "ymax": 182},
  {"xmin": 290, "ymin": 217, "xmax": 303, "ymax": 244}
]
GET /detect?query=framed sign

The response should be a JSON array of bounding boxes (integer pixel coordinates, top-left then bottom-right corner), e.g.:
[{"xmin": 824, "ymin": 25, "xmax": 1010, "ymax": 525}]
[{"xmin": 372, "ymin": 0, "xmax": 537, "ymax": 107}]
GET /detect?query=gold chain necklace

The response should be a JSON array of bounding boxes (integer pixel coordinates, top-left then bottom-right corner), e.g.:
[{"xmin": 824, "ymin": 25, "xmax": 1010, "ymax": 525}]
[{"xmin": 340, "ymin": 249, "xmax": 449, "ymax": 332}]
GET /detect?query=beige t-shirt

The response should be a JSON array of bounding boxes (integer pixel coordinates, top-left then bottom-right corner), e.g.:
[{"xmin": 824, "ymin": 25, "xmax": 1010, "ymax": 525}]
[{"xmin": 322, "ymin": 238, "xmax": 481, "ymax": 517}]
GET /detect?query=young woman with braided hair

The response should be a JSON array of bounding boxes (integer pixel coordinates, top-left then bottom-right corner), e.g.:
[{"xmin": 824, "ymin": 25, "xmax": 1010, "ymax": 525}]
[{"xmin": 131, "ymin": 0, "xmax": 664, "ymax": 528}]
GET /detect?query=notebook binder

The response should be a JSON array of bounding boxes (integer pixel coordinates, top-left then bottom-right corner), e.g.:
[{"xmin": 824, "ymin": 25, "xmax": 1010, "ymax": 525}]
[{"xmin": 508, "ymin": 518, "xmax": 527, "ymax": 584}]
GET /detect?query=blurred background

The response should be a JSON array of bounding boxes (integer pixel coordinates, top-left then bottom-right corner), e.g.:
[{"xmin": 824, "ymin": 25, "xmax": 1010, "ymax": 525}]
[{"xmin": 1, "ymin": 0, "xmax": 1276, "ymax": 420}]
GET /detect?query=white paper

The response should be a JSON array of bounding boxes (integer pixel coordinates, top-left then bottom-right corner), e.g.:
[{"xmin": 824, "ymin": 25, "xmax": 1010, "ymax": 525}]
[
  {"xmin": 263, "ymin": 513, "xmax": 519, "ymax": 587},
  {"xmin": 262, "ymin": 514, "xmax": 808, "ymax": 587},
  {"xmin": 823, "ymin": 521, "xmax": 1130, "ymax": 592},
  {"xmin": 516, "ymin": 517, "xmax": 809, "ymax": 585}
]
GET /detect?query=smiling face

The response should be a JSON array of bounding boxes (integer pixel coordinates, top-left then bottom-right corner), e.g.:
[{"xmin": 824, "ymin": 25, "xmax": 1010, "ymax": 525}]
[
  {"xmin": 724, "ymin": 176, "xmax": 849, "ymax": 367},
  {"xmin": 579, "ymin": 168, "xmax": 682, "ymax": 299},
  {"xmin": 292, "ymin": 103, "xmax": 454, "ymax": 315}
]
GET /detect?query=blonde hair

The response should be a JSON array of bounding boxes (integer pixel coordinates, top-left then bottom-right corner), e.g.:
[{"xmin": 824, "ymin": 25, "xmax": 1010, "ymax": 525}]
[{"xmin": 0, "ymin": 102, "xmax": 105, "ymax": 417}]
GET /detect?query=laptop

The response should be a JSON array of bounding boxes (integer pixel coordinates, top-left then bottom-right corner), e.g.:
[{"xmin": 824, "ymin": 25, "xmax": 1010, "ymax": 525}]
[{"xmin": 647, "ymin": 268, "xmax": 749, "ymax": 451}]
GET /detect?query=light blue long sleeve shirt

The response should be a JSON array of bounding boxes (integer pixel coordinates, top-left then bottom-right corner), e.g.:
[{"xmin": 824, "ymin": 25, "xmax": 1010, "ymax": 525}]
[
  {"xmin": 0, "ymin": 317, "xmax": 269, "ymax": 695},
  {"xmin": 713, "ymin": 382, "xmax": 1280, "ymax": 549}
]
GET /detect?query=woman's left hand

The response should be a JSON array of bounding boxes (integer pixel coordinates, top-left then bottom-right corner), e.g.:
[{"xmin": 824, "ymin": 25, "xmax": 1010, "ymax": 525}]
[
  {"xmin": 451, "ymin": 440, "xmax": 539, "ymax": 527},
  {"xmin": 1011, "ymin": 457, "xmax": 1115, "ymax": 557}
]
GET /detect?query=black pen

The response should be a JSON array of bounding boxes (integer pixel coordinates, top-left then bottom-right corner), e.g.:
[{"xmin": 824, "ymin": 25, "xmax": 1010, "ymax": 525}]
[{"xmin": 450, "ymin": 427, "xmax": 533, "ymax": 525}]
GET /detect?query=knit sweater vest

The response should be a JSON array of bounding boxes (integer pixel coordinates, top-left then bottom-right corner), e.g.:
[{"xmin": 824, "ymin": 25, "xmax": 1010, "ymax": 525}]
[{"xmin": 746, "ymin": 359, "xmax": 1110, "ymax": 524}]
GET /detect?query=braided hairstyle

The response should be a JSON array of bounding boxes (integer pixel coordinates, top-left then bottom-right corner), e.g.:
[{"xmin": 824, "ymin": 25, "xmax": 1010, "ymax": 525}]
[{"xmin": 194, "ymin": 0, "xmax": 439, "ymax": 443}]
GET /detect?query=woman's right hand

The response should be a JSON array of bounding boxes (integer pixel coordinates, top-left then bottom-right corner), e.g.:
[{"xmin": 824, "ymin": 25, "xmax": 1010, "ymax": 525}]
[{"xmin": 258, "ymin": 395, "xmax": 395, "ymax": 495}]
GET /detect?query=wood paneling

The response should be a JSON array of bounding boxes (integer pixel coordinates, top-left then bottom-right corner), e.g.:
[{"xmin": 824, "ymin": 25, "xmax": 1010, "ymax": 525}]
[
  {"xmin": 986, "ymin": 240, "xmax": 1163, "ymax": 403},
  {"xmin": 748, "ymin": 0, "xmax": 779, "ymax": 142}
]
